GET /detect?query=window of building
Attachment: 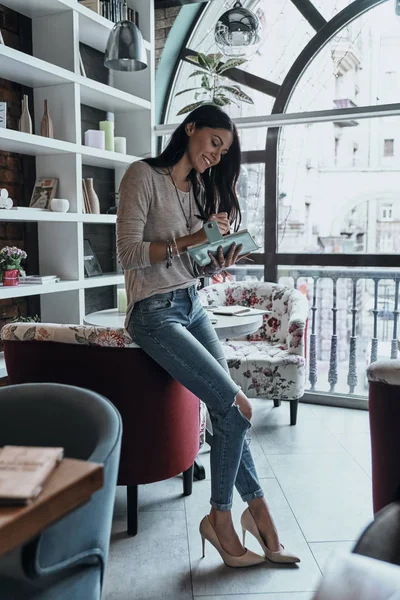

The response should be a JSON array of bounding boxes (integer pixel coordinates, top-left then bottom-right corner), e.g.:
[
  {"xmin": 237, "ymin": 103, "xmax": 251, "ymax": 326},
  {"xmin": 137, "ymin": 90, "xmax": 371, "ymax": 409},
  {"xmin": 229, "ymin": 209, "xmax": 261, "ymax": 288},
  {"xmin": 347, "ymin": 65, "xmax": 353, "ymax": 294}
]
[
  {"xmin": 380, "ymin": 204, "xmax": 393, "ymax": 221},
  {"xmin": 384, "ymin": 138, "xmax": 394, "ymax": 157},
  {"xmin": 379, "ymin": 231, "xmax": 394, "ymax": 252}
]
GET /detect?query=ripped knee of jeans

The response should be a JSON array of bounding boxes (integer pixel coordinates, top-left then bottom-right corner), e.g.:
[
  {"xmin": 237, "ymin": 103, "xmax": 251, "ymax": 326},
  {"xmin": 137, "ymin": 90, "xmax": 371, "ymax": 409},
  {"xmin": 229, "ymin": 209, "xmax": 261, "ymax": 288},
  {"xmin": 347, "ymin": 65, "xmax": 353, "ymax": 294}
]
[{"xmin": 232, "ymin": 390, "xmax": 252, "ymax": 424}]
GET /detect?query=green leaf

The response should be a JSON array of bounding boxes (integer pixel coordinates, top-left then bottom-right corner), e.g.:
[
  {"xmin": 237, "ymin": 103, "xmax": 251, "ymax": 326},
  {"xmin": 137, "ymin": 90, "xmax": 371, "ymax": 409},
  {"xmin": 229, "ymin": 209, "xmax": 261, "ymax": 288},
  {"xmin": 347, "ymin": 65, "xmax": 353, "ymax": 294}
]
[
  {"xmin": 197, "ymin": 52, "xmax": 214, "ymax": 71},
  {"xmin": 219, "ymin": 85, "xmax": 254, "ymax": 104},
  {"xmin": 212, "ymin": 96, "xmax": 231, "ymax": 107},
  {"xmin": 188, "ymin": 70, "xmax": 208, "ymax": 78},
  {"xmin": 186, "ymin": 54, "xmax": 200, "ymax": 65},
  {"xmin": 176, "ymin": 100, "xmax": 206, "ymax": 116},
  {"xmin": 208, "ymin": 53, "xmax": 223, "ymax": 67},
  {"xmin": 174, "ymin": 87, "xmax": 203, "ymax": 97},
  {"xmin": 216, "ymin": 58, "xmax": 248, "ymax": 74},
  {"xmin": 201, "ymin": 74, "xmax": 211, "ymax": 91}
]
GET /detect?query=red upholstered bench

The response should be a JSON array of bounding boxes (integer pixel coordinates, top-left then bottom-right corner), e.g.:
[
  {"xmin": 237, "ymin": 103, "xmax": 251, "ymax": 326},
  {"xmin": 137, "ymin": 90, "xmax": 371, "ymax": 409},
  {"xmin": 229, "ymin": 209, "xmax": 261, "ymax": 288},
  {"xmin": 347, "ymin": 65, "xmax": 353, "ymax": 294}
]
[{"xmin": 1, "ymin": 322, "xmax": 207, "ymax": 536}]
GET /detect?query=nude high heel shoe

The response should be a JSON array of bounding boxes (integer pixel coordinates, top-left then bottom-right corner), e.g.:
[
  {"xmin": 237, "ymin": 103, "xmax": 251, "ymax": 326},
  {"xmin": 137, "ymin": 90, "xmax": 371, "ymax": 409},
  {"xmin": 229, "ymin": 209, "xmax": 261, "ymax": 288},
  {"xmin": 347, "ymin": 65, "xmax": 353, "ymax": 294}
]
[
  {"xmin": 240, "ymin": 508, "xmax": 300, "ymax": 564},
  {"xmin": 199, "ymin": 515, "xmax": 265, "ymax": 568}
]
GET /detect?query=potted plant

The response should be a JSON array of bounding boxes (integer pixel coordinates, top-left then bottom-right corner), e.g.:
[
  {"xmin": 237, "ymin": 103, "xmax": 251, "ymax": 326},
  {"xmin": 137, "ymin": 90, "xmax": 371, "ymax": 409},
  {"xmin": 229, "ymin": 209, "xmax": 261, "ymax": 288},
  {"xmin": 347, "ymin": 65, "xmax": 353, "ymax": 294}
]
[
  {"xmin": 0, "ymin": 246, "xmax": 27, "ymax": 286},
  {"xmin": 175, "ymin": 52, "xmax": 254, "ymax": 115}
]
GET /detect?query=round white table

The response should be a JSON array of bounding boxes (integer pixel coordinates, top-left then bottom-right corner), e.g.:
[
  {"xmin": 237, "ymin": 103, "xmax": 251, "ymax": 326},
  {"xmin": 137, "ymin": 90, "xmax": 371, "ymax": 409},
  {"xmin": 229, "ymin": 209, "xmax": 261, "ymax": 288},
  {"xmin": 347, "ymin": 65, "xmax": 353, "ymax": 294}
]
[{"xmin": 83, "ymin": 307, "xmax": 263, "ymax": 340}]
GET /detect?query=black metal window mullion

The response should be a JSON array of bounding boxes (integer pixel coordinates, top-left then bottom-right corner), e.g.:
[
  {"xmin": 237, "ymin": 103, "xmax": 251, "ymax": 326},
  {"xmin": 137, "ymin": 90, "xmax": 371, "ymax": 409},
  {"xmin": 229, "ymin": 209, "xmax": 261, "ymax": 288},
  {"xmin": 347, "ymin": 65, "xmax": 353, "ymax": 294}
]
[{"xmin": 289, "ymin": 0, "xmax": 328, "ymax": 31}]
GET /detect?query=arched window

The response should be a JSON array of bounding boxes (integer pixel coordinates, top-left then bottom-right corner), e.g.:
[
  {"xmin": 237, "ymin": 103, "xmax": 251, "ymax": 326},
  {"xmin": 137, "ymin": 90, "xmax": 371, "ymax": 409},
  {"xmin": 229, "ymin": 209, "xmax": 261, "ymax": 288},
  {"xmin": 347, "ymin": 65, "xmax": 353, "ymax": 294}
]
[{"xmin": 157, "ymin": 0, "xmax": 400, "ymax": 399}]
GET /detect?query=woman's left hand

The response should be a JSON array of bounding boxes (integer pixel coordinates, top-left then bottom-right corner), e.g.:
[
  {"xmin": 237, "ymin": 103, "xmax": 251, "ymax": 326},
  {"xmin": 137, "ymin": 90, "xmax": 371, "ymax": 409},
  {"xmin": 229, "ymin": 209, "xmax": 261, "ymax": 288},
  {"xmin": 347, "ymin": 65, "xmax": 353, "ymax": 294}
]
[{"xmin": 203, "ymin": 242, "xmax": 243, "ymax": 275}]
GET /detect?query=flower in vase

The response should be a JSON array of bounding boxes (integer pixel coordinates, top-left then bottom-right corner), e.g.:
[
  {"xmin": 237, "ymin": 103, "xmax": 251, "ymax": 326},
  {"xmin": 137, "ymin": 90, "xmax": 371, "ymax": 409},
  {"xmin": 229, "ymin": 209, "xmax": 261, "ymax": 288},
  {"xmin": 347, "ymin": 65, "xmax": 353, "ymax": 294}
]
[{"xmin": 0, "ymin": 246, "xmax": 27, "ymax": 277}]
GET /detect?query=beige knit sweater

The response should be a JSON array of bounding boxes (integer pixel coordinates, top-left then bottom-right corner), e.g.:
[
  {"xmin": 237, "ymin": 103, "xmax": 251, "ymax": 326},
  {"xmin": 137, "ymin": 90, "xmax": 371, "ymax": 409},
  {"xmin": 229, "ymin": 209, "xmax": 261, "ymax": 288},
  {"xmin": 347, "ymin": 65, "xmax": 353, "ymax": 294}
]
[{"xmin": 116, "ymin": 161, "xmax": 203, "ymax": 326}]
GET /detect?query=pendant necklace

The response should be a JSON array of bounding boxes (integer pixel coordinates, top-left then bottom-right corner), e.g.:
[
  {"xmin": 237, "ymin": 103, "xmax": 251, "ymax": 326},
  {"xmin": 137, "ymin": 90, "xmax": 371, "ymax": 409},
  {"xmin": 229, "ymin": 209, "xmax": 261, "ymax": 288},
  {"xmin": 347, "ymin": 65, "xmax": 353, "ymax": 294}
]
[{"xmin": 169, "ymin": 172, "xmax": 192, "ymax": 234}]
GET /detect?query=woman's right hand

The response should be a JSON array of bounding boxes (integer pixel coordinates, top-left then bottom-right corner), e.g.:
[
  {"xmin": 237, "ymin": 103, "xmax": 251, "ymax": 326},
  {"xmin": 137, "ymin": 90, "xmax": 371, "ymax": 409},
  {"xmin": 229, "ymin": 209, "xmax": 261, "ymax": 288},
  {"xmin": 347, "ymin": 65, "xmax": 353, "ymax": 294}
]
[{"xmin": 208, "ymin": 213, "xmax": 230, "ymax": 235}]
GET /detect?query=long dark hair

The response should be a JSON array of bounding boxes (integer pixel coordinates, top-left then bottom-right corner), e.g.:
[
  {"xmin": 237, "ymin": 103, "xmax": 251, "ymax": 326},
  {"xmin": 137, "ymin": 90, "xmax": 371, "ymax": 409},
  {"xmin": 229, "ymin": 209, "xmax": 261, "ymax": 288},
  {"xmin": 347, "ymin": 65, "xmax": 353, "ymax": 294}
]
[{"xmin": 143, "ymin": 104, "xmax": 242, "ymax": 231}]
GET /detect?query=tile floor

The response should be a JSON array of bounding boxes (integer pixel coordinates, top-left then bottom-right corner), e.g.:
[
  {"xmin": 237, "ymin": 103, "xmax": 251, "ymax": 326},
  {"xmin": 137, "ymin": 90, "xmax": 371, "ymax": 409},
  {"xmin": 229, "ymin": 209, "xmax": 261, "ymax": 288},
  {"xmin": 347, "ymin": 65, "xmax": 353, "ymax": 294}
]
[{"xmin": 103, "ymin": 399, "xmax": 373, "ymax": 600}]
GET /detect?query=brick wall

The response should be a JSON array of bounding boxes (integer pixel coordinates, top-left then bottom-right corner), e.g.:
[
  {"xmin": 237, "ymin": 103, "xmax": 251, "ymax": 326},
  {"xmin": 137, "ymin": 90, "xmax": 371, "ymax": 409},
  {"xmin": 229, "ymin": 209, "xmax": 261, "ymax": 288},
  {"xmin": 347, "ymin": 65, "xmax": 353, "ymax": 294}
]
[
  {"xmin": 0, "ymin": 5, "xmax": 37, "ymax": 337},
  {"xmin": 155, "ymin": 6, "xmax": 181, "ymax": 66}
]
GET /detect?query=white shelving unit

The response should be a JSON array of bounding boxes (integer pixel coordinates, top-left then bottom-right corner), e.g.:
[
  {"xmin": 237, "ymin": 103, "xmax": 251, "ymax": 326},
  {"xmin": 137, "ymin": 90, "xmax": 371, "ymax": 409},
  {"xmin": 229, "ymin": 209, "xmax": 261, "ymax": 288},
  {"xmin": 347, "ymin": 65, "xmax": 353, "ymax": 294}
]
[{"xmin": 0, "ymin": 0, "xmax": 155, "ymax": 328}]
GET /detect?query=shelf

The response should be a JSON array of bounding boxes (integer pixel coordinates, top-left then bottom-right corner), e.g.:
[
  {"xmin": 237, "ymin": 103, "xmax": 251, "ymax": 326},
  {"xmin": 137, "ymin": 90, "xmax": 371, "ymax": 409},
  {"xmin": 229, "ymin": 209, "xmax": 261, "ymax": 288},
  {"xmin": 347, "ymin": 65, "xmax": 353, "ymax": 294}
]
[
  {"xmin": 0, "ymin": 0, "xmax": 151, "ymax": 53},
  {"xmin": 79, "ymin": 75, "xmax": 151, "ymax": 113},
  {"xmin": 0, "ymin": 45, "xmax": 73, "ymax": 88},
  {"xmin": 0, "ymin": 0, "xmax": 75, "ymax": 18},
  {"xmin": 81, "ymin": 214, "xmax": 117, "ymax": 223},
  {"xmin": 0, "ymin": 209, "xmax": 117, "ymax": 224},
  {"xmin": 0, "ymin": 209, "xmax": 80, "ymax": 222},
  {"xmin": 0, "ymin": 46, "xmax": 151, "ymax": 112},
  {"xmin": 0, "ymin": 129, "xmax": 76, "ymax": 157},
  {"xmin": 0, "ymin": 280, "xmax": 80, "ymax": 299},
  {"xmin": 0, "ymin": 129, "xmax": 139, "ymax": 170},
  {"xmin": 82, "ymin": 274, "xmax": 124, "ymax": 288},
  {"xmin": 80, "ymin": 146, "xmax": 137, "ymax": 168}
]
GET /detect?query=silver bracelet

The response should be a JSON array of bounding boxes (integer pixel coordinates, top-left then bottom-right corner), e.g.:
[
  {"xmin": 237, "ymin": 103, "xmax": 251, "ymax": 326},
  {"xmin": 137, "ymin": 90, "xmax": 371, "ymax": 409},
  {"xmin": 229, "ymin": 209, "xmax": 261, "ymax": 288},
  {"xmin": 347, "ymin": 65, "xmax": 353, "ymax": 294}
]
[
  {"xmin": 166, "ymin": 240, "xmax": 173, "ymax": 268},
  {"xmin": 172, "ymin": 237, "xmax": 180, "ymax": 258}
]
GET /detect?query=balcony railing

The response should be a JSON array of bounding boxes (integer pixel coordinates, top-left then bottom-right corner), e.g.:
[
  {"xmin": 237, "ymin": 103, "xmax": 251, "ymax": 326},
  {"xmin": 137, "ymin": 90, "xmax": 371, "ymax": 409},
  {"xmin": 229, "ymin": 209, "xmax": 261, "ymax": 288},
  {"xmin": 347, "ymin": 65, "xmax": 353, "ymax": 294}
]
[
  {"xmin": 333, "ymin": 99, "xmax": 359, "ymax": 127},
  {"xmin": 227, "ymin": 265, "xmax": 400, "ymax": 398},
  {"xmin": 288, "ymin": 267, "xmax": 400, "ymax": 397}
]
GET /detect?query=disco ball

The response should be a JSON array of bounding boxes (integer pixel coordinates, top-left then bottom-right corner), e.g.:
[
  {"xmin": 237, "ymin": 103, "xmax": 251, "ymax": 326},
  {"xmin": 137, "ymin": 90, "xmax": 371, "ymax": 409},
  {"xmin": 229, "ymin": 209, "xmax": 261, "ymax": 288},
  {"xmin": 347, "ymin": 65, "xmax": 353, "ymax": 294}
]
[{"xmin": 214, "ymin": 1, "xmax": 262, "ymax": 58}]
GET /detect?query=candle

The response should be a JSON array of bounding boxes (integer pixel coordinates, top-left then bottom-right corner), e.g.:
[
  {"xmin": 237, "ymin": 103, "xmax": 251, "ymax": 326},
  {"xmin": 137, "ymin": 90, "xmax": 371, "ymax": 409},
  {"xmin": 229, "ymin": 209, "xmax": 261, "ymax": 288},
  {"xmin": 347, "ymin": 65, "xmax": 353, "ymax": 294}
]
[
  {"xmin": 99, "ymin": 120, "xmax": 115, "ymax": 152},
  {"xmin": 84, "ymin": 129, "xmax": 105, "ymax": 150},
  {"xmin": 117, "ymin": 288, "xmax": 127, "ymax": 313},
  {"xmin": 114, "ymin": 137, "xmax": 127, "ymax": 154}
]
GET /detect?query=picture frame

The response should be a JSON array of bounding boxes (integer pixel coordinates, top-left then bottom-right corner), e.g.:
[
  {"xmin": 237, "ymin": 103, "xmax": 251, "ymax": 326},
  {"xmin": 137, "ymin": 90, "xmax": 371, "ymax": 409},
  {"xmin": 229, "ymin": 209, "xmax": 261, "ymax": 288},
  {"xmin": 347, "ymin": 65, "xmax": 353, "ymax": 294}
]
[
  {"xmin": 83, "ymin": 239, "xmax": 103, "ymax": 278},
  {"xmin": 29, "ymin": 178, "xmax": 58, "ymax": 209}
]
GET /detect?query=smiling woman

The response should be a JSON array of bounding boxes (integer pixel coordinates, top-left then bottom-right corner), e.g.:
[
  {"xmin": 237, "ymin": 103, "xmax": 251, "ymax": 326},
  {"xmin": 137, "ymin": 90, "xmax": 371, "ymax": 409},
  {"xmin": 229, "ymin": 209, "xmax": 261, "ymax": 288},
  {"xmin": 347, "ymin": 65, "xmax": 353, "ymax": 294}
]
[{"xmin": 116, "ymin": 103, "xmax": 300, "ymax": 569}]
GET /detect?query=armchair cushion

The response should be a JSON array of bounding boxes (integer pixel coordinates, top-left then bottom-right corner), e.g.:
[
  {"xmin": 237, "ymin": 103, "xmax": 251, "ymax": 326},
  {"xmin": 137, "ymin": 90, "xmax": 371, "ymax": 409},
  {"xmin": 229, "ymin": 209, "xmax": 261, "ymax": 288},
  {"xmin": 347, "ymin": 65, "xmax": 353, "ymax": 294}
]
[{"xmin": 224, "ymin": 340, "xmax": 306, "ymax": 400}]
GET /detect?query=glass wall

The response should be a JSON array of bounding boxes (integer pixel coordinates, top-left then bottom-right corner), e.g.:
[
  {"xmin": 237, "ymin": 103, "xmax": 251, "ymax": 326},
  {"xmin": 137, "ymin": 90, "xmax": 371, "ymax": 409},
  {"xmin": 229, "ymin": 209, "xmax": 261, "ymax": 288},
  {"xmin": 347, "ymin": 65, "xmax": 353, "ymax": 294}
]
[{"xmin": 159, "ymin": 0, "xmax": 400, "ymax": 401}]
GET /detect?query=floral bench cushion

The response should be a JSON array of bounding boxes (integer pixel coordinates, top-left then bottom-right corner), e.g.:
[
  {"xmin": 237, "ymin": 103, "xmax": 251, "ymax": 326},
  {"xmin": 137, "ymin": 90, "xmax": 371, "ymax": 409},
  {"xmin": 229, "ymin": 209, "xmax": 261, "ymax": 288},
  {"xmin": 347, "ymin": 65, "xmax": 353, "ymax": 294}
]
[
  {"xmin": 223, "ymin": 340, "xmax": 306, "ymax": 400},
  {"xmin": 1, "ymin": 322, "xmax": 138, "ymax": 348}
]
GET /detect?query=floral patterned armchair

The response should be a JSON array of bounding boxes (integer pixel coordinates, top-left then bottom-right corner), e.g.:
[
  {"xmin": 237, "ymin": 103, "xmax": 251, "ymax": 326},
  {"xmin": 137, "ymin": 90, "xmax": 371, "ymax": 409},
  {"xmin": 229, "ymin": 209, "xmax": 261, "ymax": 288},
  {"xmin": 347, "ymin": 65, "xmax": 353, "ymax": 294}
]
[{"xmin": 198, "ymin": 281, "xmax": 309, "ymax": 425}]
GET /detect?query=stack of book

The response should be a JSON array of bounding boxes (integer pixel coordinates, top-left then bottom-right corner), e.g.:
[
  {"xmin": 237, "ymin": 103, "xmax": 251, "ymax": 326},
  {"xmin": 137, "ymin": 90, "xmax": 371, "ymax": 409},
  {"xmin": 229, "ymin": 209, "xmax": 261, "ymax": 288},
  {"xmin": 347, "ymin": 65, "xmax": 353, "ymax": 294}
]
[
  {"xmin": 78, "ymin": 0, "xmax": 137, "ymax": 24},
  {"xmin": 0, "ymin": 446, "xmax": 64, "ymax": 505},
  {"xmin": 22, "ymin": 275, "xmax": 60, "ymax": 285}
]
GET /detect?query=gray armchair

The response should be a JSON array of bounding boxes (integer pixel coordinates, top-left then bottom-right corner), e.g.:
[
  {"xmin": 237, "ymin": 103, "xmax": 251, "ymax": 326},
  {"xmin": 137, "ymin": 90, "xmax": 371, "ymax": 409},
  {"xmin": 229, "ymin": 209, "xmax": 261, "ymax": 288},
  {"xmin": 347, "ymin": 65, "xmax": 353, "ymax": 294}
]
[{"xmin": 0, "ymin": 383, "xmax": 122, "ymax": 600}]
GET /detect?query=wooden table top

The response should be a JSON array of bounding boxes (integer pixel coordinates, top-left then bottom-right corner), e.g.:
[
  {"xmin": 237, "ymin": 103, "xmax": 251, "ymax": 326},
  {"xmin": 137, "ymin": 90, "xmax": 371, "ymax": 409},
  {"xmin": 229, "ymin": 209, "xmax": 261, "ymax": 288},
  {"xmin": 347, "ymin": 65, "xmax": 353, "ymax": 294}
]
[{"xmin": 0, "ymin": 457, "xmax": 103, "ymax": 557}]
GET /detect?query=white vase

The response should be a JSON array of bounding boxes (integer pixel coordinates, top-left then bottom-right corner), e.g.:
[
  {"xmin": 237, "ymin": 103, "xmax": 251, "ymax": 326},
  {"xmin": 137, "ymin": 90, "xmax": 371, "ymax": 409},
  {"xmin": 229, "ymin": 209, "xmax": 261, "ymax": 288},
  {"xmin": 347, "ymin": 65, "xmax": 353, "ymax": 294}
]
[
  {"xmin": 51, "ymin": 198, "xmax": 70, "ymax": 213},
  {"xmin": 18, "ymin": 94, "xmax": 32, "ymax": 134},
  {"xmin": 85, "ymin": 178, "xmax": 100, "ymax": 214}
]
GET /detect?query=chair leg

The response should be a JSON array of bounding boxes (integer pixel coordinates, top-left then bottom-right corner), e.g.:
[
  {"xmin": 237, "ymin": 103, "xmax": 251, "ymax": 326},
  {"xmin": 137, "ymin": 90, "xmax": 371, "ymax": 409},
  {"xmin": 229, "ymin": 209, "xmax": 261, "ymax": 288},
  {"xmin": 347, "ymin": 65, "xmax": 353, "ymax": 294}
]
[
  {"xmin": 183, "ymin": 463, "xmax": 194, "ymax": 496},
  {"xmin": 194, "ymin": 459, "xmax": 206, "ymax": 481},
  {"xmin": 290, "ymin": 399, "xmax": 299, "ymax": 426},
  {"xmin": 273, "ymin": 399, "xmax": 281, "ymax": 408},
  {"xmin": 127, "ymin": 484, "xmax": 138, "ymax": 536}
]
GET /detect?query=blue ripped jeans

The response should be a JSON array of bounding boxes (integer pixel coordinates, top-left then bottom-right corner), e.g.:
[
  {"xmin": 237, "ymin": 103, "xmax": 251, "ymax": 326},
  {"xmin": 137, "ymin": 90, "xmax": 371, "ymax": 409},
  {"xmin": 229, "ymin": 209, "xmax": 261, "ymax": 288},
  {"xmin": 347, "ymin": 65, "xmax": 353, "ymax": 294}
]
[{"xmin": 127, "ymin": 284, "xmax": 264, "ymax": 511}]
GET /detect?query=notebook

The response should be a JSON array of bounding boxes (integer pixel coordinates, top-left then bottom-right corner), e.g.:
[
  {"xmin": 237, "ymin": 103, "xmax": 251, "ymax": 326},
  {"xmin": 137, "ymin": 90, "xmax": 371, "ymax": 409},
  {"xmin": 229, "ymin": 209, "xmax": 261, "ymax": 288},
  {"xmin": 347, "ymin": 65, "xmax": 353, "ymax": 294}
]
[{"xmin": 0, "ymin": 445, "xmax": 64, "ymax": 505}]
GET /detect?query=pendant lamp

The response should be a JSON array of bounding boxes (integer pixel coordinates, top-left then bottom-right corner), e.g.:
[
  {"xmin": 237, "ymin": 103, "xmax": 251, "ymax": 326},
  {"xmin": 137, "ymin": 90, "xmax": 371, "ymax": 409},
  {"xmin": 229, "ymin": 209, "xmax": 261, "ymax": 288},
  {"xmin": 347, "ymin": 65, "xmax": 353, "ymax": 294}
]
[
  {"xmin": 215, "ymin": 0, "xmax": 262, "ymax": 58},
  {"xmin": 104, "ymin": 5, "xmax": 147, "ymax": 71}
]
